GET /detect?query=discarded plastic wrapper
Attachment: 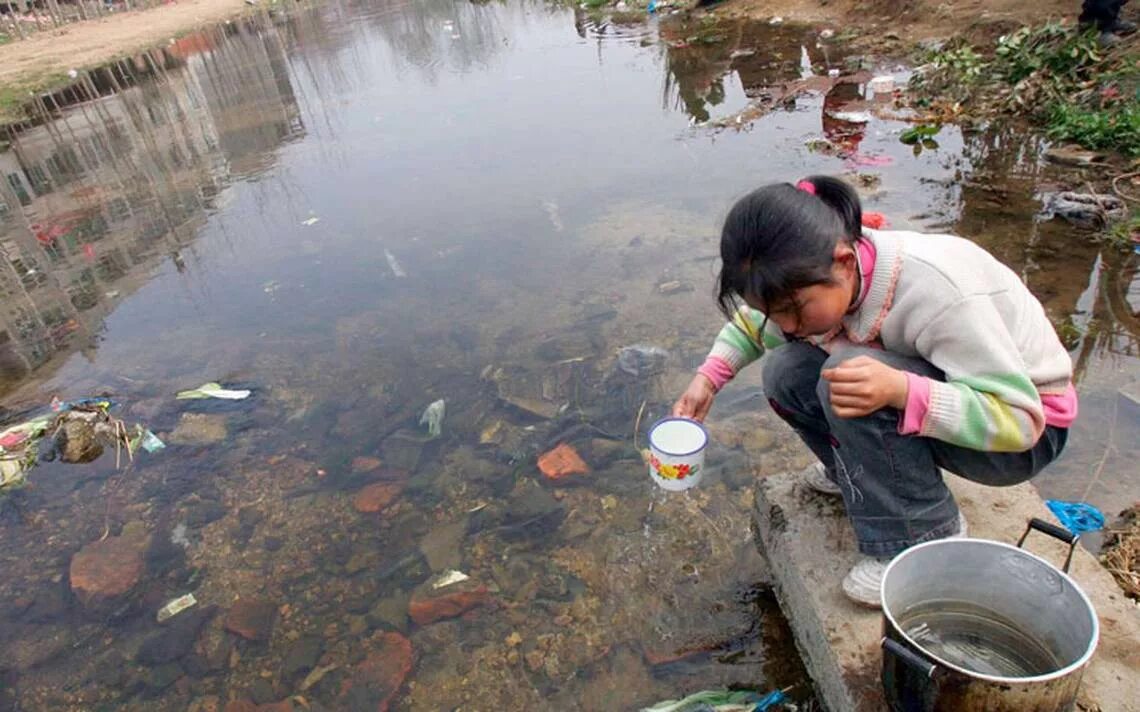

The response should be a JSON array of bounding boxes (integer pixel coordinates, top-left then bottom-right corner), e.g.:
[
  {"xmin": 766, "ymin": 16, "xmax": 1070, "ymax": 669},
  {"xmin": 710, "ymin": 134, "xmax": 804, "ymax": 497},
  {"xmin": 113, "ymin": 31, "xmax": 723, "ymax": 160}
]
[
  {"xmin": 385, "ymin": 249, "xmax": 407, "ymax": 278},
  {"xmin": 641, "ymin": 687, "xmax": 789, "ymax": 712},
  {"xmin": 1, "ymin": 457, "xmax": 28, "ymax": 489},
  {"xmin": 1045, "ymin": 499, "xmax": 1105, "ymax": 535},
  {"xmin": 176, "ymin": 382, "xmax": 252, "ymax": 400},
  {"xmin": 129, "ymin": 427, "xmax": 166, "ymax": 454},
  {"xmin": 431, "ymin": 570, "xmax": 469, "ymax": 589},
  {"xmin": 0, "ymin": 416, "xmax": 51, "ymax": 451},
  {"xmin": 301, "ymin": 216, "xmax": 320, "ymax": 226},
  {"xmin": 420, "ymin": 399, "xmax": 445, "ymax": 438},
  {"xmin": 157, "ymin": 593, "xmax": 197, "ymax": 622},
  {"xmin": 51, "ymin": 396, "xmax": 116, "ymax": 413}
]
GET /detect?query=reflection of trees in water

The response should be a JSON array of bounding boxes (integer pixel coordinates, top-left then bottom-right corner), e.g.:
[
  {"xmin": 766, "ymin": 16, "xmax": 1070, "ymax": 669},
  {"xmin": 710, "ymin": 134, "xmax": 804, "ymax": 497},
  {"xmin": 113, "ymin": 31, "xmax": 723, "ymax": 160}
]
[{"xmin": 348, "ymin": 0, "xmax": 509, "ymax": 83}]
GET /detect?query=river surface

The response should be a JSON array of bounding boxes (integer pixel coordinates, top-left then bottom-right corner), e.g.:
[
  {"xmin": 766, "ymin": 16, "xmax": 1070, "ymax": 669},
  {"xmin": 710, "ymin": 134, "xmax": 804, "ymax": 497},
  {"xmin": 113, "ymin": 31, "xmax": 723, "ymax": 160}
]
[{"xmin": 0, "ymin": 1, "xmax": 1138, "ymax": 710}]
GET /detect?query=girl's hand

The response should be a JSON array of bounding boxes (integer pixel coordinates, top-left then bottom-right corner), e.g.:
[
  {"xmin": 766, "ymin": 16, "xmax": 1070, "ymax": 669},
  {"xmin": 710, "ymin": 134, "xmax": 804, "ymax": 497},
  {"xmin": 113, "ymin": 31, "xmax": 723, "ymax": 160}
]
[
  {"xmin": 821, "ymin": 356, "xmax": 908, "ymax": 418},
  {"xmin": 672, "ymin": 374, "xmax": 716, "ymax": 422}
]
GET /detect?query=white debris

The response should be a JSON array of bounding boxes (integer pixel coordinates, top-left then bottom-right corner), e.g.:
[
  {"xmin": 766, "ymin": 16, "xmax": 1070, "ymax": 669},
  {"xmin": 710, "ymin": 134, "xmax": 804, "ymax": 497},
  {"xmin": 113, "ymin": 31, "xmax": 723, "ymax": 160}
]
[
  {"xmin": 156, "ymin": 593, "xmax": 197, "ymax": 623},
  {"xmin": 432, "ymin": 570, "xmax": 470, "ymax": 589},
  {"xmin": 420, "ymin": 399, "xmax": 446, "ymax": 438},
  {"xmin": 385, "ymin": 249, "xmax": 407, "ymax": 278}
]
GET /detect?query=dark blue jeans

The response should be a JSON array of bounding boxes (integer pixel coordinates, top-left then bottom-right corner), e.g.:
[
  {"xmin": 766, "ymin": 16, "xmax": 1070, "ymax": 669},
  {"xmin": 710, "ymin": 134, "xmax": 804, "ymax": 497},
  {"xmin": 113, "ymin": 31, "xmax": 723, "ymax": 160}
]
[{"xmin": 761, "ymin": 342, "xmax": 1069, "ymax": 557}]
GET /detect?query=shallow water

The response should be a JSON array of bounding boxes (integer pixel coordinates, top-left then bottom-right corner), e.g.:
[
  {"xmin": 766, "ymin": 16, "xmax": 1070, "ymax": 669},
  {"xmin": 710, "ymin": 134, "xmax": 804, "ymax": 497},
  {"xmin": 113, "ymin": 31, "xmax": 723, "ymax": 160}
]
[{"xmin": 0, "ymin": 0, "xmax": 1137, "ymax": 709}]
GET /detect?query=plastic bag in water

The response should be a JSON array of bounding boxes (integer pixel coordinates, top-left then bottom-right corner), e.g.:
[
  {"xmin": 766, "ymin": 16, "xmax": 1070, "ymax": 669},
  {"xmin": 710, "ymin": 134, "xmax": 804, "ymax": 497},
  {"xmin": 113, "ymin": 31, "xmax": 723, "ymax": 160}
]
[
  {"xmin": 615, "ymin": 345, "xmax": 669, "ymax": 379},
  {"xmin": 420, "ymin": 399, "xmax": 446, "ymax": 438}
]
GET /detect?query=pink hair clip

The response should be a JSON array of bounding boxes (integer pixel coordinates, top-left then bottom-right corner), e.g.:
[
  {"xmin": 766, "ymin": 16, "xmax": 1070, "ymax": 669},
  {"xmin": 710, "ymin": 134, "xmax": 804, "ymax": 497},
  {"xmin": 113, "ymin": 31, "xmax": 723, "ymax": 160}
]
[{"xmin": 795, "ymin": 180, "xmax": 816, "ymax": 195}]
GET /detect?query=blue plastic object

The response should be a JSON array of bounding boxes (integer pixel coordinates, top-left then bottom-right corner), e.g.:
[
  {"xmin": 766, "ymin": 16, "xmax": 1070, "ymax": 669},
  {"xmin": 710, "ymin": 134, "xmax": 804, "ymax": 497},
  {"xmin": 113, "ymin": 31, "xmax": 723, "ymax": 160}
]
[
  {"xmin": 647, "ymin": 0, "xmax": 657, "ymax": 13},
  {"xmin": 754, "ymin": 690, "xmax": 787, "ymax": 711},
  {"xmin": 1045, "ymin": 499, "xmax": 1105, "ymax": 535}
]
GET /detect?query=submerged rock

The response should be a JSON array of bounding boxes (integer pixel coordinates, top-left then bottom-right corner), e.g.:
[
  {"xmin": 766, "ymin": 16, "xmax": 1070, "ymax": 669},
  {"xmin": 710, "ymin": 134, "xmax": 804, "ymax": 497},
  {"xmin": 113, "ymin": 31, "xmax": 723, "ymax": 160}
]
[
  {"xmin": 69, "ymin": 528, "xmax": 150, "ymax": 611},
  {"xmin": 136, "ymin": 605, "xmax": 217, "ymax": 666},
  {"xmin": 353, "ymin": 482, "xmax": 403, "ymax": 514},
  {"xmin": 338, "ymin": 632, "xmax": 413, "ymax": 712},
  {"xmin": 537, "ymin": 443, "xmax": 589, "ymax": 481},
  {"xmin": 408, "ymin": 575, "xmax": 490, "ymax": 625},
  {"xmin": 367, "ymin": 591, "xmax": 410, "ymax": 633},
  {"xmin": 351, "ymin": 456, "xmax": 383, "ymax": 473},
  {"xmin": 418, "ymin": 517, "xmax": 467, "ymax": 572},
  {"xmin": 499, "ymin": 486, "xmax": 565, "ymax": 541},
  {"xmin": 184, "ymin": 499, "xmax": 227, "ymax": 528},
  {"xmin": 380, "ymin": 429, "xmax": 429, "ymax": 472},
  {"xmin": 169, "ymin": 413, "xmax": 228, "ymax": 446},
  {"xmin": 225, "ymin": 599, "xmax": 277, "ymax": 641}
]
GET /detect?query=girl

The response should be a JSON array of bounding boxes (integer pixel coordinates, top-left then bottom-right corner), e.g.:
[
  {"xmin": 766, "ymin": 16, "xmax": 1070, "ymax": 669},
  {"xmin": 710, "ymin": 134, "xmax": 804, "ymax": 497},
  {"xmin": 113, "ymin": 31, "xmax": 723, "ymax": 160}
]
[{"xmin": 673, "ymin": 176, "xmax": 1076, "ymax": 608}]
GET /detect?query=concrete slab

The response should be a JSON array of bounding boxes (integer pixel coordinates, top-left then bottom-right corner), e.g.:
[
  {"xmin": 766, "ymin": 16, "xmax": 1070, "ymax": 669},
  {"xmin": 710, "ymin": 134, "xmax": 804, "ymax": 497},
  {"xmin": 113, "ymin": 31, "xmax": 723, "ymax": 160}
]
[{"xmin": 751, "ymin": 471, "xmax": 1140, "ymax": 712}]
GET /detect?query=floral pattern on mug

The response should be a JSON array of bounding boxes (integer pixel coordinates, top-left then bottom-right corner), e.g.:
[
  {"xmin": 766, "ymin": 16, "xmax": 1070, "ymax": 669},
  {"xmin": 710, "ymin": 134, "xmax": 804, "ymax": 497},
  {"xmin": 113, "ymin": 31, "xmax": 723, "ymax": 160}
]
[{"xmin": 649, "ymin": 454, "xmax": 699, "ymax": 480}]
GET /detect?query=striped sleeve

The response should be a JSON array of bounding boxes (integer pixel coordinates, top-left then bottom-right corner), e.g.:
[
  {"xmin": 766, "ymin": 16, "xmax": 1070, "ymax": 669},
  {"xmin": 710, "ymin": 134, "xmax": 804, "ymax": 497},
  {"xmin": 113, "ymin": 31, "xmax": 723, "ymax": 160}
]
[
  {"xmin": 707, "ymin": 306, "xmax": 786, "ymax": 375},
  {"xmin": 915, "ymin": 296, "xmax": 1046, "ymax": 452}
]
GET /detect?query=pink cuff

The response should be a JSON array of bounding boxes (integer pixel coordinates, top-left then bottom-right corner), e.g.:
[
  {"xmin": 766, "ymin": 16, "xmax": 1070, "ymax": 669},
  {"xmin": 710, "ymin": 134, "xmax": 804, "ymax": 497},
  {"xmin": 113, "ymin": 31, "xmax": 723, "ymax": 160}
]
[
  {"xmin": 1041, "ymin": 383, "xmax": 1078, "ymax": 428},
  {"xmin": 898, "ymin": 373, "xmax": 932, "ymax": 435},
  {"xmin": 697, "ymin": 356, "xmax": 736, "ymax": 392}
]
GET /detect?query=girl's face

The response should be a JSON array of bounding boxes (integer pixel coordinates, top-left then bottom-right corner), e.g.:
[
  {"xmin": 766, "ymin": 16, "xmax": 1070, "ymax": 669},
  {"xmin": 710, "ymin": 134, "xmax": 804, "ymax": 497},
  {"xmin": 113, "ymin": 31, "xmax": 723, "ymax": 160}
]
[{"xmin": 746, "ymin": 242, "xmax": 859, "ymax": 339}]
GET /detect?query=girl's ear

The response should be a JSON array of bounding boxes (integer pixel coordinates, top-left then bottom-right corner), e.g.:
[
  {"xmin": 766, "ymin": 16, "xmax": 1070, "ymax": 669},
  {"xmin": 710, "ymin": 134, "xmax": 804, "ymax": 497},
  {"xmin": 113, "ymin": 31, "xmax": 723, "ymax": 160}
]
[{"xmin": 832, "ymin": 240, "xmax": 857, "ymax": 269}]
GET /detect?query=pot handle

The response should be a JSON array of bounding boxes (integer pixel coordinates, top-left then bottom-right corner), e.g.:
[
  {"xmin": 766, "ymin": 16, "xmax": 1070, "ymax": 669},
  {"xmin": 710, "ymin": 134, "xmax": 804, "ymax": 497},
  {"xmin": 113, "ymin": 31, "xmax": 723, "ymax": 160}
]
[
  {"xmin": 882, "ymin": 637, "xmax": 938, "ymax": 679},
  {"xmin": 1017, "ymin": 517, "xmax": 1079, "ymax": 573}
]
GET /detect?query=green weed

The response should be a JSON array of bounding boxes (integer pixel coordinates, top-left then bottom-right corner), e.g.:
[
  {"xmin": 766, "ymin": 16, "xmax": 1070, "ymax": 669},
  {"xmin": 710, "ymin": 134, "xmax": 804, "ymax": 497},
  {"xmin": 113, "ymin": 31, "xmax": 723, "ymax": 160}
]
[{"xmin": 1047, "ymin": 101, "xmax": 1140, "ymax": 156}]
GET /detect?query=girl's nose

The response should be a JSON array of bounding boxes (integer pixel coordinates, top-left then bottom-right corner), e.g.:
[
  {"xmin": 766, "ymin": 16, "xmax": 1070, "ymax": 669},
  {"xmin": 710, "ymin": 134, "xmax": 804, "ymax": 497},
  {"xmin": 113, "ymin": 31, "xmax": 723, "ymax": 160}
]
[{"xmin": 770, "ymin": 314, "xmax": 798, "ymax": 336}]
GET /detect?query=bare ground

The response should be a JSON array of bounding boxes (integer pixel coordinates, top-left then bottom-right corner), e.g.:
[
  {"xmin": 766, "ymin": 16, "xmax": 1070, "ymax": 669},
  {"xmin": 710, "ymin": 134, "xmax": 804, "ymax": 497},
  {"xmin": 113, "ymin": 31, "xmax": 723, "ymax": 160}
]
[
  {"xmin": 718, "ymin": 0, "xmax": 1087, "ymax": 40},
  {"xmin": 0, "ymin": 0, "xmax": 267, "ymax": 87}
]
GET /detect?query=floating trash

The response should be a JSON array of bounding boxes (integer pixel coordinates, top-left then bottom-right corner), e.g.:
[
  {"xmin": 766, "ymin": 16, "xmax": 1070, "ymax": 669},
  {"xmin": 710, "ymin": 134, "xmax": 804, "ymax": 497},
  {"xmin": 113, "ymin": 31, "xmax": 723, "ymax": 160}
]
[
  {"xmin": 431, "ymin": 569, "xmax": 469, "ymax": 589},
  {"xmin": 420, "ymin": 399, "xmax": 446, "ymax": 438},
  {"xmin": 176, "ymin": 382, "xmax": 252, "ymax": 400},
  {"xmin": 385, "ymin": 249, "xmax": 407, "ymax": 278},
  {"xmin": 156, "ymin": 593, "xmax": 198, "ymax": 623},
  {"xmin": 641, "ymin": 687, "xmax": 790, "ymax": 712},
  {"xmin": 301, "ymin": 216, "xmax": 320, "ymax": 226},
  {"xmin": 1045, "ymin": 500, "xmax": 1105, "ymax": 535}
]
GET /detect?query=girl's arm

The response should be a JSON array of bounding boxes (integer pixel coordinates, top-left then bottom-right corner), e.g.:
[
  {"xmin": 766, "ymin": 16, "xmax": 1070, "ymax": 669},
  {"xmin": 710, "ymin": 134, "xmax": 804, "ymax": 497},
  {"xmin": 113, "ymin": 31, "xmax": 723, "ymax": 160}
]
[
  {"xmin": 697, "ymin": 306, "xmax": 786, "ymax": 391},
  {"xmin": 905, "ymin": 296, "xmax": 1048, "ymax": 452}
]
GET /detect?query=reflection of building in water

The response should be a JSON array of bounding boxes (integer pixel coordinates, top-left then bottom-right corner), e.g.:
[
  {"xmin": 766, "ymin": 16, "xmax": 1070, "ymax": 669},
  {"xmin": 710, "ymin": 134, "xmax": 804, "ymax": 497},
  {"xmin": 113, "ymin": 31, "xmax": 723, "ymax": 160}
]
[{"xmin": 0, "ymin": 12, "xmax": 305, "ymax": 393}]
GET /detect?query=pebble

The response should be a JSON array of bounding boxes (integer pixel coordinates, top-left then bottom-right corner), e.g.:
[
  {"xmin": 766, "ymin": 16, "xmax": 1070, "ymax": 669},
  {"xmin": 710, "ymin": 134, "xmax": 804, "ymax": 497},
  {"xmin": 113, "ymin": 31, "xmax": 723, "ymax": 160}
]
[{"xmin": 225, "ymin": 599, "xmax": 277, "ymax": 642}]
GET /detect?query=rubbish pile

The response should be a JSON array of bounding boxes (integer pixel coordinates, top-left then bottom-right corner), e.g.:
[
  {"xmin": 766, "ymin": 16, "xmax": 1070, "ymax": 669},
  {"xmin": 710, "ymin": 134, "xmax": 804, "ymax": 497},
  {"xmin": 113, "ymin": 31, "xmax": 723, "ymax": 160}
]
[{"xmin": 0, "ymin": 381, "xmax": 252, "ymax": 493}]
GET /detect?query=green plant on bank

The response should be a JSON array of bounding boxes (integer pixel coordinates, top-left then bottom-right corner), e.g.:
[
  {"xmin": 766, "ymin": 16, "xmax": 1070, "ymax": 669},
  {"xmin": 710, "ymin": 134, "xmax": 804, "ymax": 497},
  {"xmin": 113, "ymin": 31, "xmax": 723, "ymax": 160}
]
[
  {"xmin": 927, "ymin": 45, "xmax": 987, "ymax": 82},
  {"xmin": 1048, "ymin": 100, "xmax": 1140, "ymax": 156},
  {"xmin": 994, "ymin": 22, "xmax": 1103, "ymax": 83},
  {"xmin": 1105, "ymin": 210, "xmax": 1140, "ymax": 249},
  {"xmin": 911, "ymin": 22, "xmax": 1140, "ymax": 156}
]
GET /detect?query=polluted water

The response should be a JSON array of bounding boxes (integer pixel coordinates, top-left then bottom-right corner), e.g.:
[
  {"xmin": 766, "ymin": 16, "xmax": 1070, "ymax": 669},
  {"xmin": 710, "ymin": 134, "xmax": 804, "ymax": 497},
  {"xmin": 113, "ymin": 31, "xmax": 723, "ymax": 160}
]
[{"xmin": 1, "ymin": 0, "xmax": 1138, "ymax": 708}]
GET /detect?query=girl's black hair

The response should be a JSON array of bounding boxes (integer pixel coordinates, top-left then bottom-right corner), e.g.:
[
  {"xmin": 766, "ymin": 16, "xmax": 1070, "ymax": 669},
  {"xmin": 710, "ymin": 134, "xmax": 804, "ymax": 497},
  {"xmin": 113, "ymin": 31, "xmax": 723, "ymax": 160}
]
[{"xmin": 715, "ymin": 175, "xmax": 863, "ymax": 322}]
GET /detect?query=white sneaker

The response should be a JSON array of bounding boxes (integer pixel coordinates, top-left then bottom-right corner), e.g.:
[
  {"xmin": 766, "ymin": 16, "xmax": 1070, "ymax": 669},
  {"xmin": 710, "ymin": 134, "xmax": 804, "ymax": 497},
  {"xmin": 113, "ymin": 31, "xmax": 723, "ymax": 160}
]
[
  {"xmin": 954, "ymin": 511, "xmax": 969, "ymax": 537},
  {"xmin": 842, "ymin": 512, "xmax": 970, "ymax": 608},
  {"xmin": 800, "ymin": 461, "xmax": 841, "ymax": 496},
  {"xmin": 842, "ymin": 556, "xmax": 889, "ymax": 608}
]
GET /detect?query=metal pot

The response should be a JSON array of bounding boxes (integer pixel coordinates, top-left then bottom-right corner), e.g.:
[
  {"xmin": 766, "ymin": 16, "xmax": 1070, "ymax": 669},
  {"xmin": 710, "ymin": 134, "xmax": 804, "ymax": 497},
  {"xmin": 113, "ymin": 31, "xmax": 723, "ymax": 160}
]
[{"xmin": 880, "ymin": 519, "xmax": 1099, "ymax": 712}]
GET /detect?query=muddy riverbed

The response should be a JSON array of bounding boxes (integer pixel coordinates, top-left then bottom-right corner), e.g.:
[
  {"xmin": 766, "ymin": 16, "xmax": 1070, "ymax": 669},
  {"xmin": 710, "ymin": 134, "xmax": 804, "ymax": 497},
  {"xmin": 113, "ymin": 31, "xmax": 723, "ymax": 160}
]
[{"xmin": 0, "ymin": 1, "xmax": 1137, "ymax": 710}]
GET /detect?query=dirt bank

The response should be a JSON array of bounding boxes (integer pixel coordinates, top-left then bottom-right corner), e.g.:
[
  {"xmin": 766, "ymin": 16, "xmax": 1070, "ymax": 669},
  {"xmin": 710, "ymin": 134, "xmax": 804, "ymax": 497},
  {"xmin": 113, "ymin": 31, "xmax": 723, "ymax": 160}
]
[
  {"xmin": 715, "ymin": 0, "xmax": 1088, "ymax": 40},
  {"xmin": 0, "ymin": 0, "xmax": 274, "ymax": 89}
]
